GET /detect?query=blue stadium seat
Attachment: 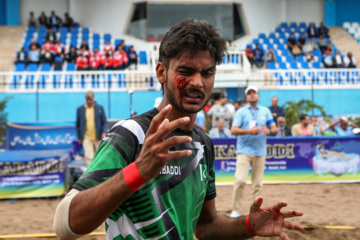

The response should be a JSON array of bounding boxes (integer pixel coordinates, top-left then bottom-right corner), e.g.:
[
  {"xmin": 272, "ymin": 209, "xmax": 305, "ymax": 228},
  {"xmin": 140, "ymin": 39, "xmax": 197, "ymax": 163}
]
[
  {"xmin": 114, "ymin": 39, "xmax": 123, "ymax": 49},
  {"xmin": 60, "ymin": 27, "xmax": 68, "ymax": 33},
  {"xmin": 139, "ymin": 51, "xmax": 148, "ymax": 64},
  {"xmin": 267, "ymin": 62, "xmax": 276, "ymax": 69},
  {"xmin": 259, "ymin": 33, "xmax": 266, "ymax": 39},
  {"xmin": 13, "ymin": 63, "xmax": 26, "ymax": 89},
  {"xmin": 104, "ymin": 33, "xmax": 112, "ymax": 42},
  {"xmin": 290, "ymin": 22, "xmax": 297, "ymax": 28},
  {"xmin": 295, "ymin": 55, "xmax": 305, "ymax": 63},
  {"xmin": 275, "ymin": 27, "xmax": 283, "ymax": 33},
  {"xmin": 279, "ymin": 62, "xmax": 287, "ymax": 69},
  {"xmin": 299, "ymin": 22, "xmax": 307, "ymax": 28},
  {"xmin": 280, "ymin": 22, "xmax": 288, "ymax": 28},
  {"xmin": 312, "ymin": 62, "xmax": 322, "ymax": 69},
  {"xmin": 82, "ymin": 28, "xmax": 89, "ymax": 34},
  {"xmin": 39, "ymin": 63, "xmax": 51, "ymax": 88},
  {"xmin": 263, "ymin": 38, "xmax": 271, "ymax": 45},
  {"xmin": 253, "ymin": 39, "xmax": 260, "ymax": 45},
  {"xmin": 290, "ymin": 62, "xmax": 298, "ymax": 69},
  {"xmin": 269, "ymin": 33, "xmax": 277, "ymax": 39},
  {"xmin": 301, "ymin": 62, "xmax": 310, "ymax": 69},
  {"xmin": 65, "ymin": 63, "xmax": 76, "ymax": 88},
  {"xmin": 26, "ymin": 63, "xmax": 38, "ymax": 89}
]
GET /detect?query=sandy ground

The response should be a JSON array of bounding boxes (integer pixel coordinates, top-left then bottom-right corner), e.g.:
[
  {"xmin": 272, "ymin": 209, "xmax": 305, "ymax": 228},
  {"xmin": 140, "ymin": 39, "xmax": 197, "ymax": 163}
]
[{"xmin": 0, "ymin": 183, "xmax": 360, "ymax": 240}]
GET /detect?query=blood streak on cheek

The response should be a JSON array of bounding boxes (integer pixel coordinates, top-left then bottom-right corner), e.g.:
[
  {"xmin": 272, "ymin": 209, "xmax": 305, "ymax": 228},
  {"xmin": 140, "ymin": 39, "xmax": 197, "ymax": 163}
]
[
  {"xmin": 176, "ymin": 75, "xmax": 189, "ymax": 107},
  {"xmin": 272, "ymin": 208, "xmax": 281, "ymax": 221}
]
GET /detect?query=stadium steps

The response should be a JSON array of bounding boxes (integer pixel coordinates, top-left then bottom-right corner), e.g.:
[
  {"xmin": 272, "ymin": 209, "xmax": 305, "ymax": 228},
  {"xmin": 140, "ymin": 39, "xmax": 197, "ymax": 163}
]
[
  {"xmin": 329, "ymin": 26, "xmax": 360, "ymax": 64},
  {"xmin": 0, "ymin": 26, "xmax": 24, "ymax": 71}
]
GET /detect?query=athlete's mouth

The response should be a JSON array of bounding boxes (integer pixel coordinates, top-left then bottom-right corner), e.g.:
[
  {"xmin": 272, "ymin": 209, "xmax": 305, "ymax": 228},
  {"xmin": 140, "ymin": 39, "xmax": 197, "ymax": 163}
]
[{"xmin": 183, "ymin": 88, "xmax": 204, "ymax": 99}]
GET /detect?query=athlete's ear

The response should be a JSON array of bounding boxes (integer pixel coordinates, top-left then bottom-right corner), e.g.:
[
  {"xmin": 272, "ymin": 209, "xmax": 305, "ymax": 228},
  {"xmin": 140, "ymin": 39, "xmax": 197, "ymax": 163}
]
[{"xmin": 156, "ymin": 62, "xmax": 166, "ymax": 84}]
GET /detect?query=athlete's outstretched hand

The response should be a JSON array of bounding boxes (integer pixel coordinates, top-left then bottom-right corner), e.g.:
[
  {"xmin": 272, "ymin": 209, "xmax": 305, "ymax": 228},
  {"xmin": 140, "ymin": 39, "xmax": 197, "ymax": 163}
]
[
  {"xmin": 249, "ymin": 197, "xmax": 304, "ymax": 240},
  {"xmin": 136, "ymin": 104, "xmax": 193, "ymax": 181}
]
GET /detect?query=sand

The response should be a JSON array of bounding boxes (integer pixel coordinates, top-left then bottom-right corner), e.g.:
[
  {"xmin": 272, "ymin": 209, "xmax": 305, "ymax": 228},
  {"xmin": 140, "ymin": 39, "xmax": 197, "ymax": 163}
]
[{"xmin": 0, "ymin": 183, "xmax": 359, "ymax": 240}]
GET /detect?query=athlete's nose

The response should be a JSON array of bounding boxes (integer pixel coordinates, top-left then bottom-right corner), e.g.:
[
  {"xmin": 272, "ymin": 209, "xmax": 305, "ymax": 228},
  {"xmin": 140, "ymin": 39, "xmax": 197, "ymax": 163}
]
[{"xmin": 189, "ymin": 72, "xmax": 203, "ymax": 88}]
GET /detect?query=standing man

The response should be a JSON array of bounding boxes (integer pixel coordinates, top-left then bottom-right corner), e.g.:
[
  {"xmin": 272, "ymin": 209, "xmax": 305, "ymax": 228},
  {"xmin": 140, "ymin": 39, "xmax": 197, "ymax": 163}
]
[
  {"xmin": 268, "ymin": 96, "xmax": 285, "ymax": 123},
  {"xmin": 230, "ymin": 86, "xmax": 278, "ymax": 218},
  {"xmin": 209, "ymin": 94, "xmax": 233, "ymax": 129},
  {"xmin": 291, "ymin": 114, "xmax": 315, "ymax": 136},
  {"xmin": 55, "ymin": 19, "xmax": 303, "ymax": 240},
  {"xmin": 76, "ymin": 91, "xmax": 107, "ymax": 165}
]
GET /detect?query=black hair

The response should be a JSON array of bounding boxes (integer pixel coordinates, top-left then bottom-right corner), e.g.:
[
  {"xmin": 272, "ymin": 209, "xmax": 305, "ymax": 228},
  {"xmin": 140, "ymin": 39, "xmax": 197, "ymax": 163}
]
[{"xmin": 300, "ymin": 114, "xmax": 308, "ymax": 121}]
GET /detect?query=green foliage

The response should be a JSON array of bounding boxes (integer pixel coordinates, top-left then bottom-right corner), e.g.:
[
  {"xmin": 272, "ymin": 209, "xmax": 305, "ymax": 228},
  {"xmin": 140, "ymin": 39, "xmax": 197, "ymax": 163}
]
[
  {"xmin": 348, "ymin": 117, "xmax": 360, "ymax": 127},
  {"xmin": 0, "ymin": 97, "xmax": 10, "ymax": 143},
  {"xmin": 283, "ymin": 99, "xmax": 329, "ymax": 126}
]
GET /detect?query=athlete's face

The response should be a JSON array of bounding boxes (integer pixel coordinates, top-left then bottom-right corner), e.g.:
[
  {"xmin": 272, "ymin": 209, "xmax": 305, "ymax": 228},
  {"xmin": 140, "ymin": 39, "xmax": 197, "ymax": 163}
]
[{"xmin": 159, "ymin": 50, "xmax": 216, "ymax": 113}]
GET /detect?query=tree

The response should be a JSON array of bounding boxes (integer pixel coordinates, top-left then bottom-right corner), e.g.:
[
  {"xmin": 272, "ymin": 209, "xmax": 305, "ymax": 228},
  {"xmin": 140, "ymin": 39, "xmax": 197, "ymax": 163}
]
[
  {"xmin": 283, "ymin": 99, "xmax": 329, "ymax": 126},
  {"xmin": 0, "ymin": 97, "xmax": 10, "ymax": 145}
]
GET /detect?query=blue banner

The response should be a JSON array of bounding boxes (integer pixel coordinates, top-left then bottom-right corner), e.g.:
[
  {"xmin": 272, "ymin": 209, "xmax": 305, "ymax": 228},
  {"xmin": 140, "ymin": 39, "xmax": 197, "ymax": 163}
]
[
  {"xmin": 212, "ymin": 136, "xmax": 360, "ymax": 184},
  {"xmin": 7, "ymin": 122, "xmax": 77, "ymax": 150}
]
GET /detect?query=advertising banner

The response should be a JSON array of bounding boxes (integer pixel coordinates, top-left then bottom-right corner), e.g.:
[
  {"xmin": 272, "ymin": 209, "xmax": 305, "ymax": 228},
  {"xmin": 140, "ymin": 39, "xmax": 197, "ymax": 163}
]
[
  {"xmin": 7, "ymin": 122, "xmax": 77, "ymax": 150},
  {"xmin": 0, "ymin": 149, "xmax": 71, "ymax": 199},
  {"xmin": 213, "ymin": 137, "xmax": 360, "ymax": 185}
]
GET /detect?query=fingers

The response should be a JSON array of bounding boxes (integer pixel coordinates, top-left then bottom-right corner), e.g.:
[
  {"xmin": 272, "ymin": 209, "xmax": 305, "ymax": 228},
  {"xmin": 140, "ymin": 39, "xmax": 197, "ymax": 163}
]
[
  {"xmin": 282, "ymin": 210, "xmax": 303, "ymax": 218},
  {"xmin": 279, "ymin": 231, "xmax": 290, "ymax": 240},
  {"xmin": 162, "ymin": 135, "xmax": 192, "ymax": 151},
  {"xmin": 272, "ymin": 200, "xmax": 288, "ymax": 210},
  {"xmin": 147, "ymin": 104, "xmax": 172, "ymax": 135},
  {"xmin": 250, "ymin": 197, "xmax": 263, "ymax": 212},
  {"xmin": 155, "ymin": 116, "xmax": 190, "ymax": 141},
  {"xmin": 283, "ymin": 221, "xmax": 304, "ymax": 231}
]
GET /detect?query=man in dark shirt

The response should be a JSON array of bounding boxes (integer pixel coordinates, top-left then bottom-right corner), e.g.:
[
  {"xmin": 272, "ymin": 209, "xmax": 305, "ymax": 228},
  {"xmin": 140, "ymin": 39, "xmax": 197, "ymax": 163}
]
[
  {"xmin": 287, "ymin": 33, "xmax": 297, "ymax": 53},
  {"xmin": 307, "ymin": 23, "xmax": 317, "ymax": 38},
  {"xmin": 66, "ymin": 46, "xmax": 78, "ymax": 63},
  {"xmin": 318, "ymin": 22, "xmax": 329, "ymax": 38},
  {"xmin": 268, "ymin": 96, "xmax": 285, "ymax": 123},
  {"xmin": 38, "ymin": 12, "xmax": 48, "ymax": 28}
]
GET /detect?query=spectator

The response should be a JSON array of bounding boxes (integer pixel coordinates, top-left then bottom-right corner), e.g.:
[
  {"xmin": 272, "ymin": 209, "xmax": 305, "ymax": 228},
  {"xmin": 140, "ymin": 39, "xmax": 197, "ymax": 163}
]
[
  {"xmin": 329, "ymin": 116, "xmax": 357, "ymax": 136},
  {"xmin": 323, "ymin": 49, "xmax": 334, "ymax": 68},
  {"xmin": 306, "ymin": 50, "xmax": 315, "ymax": 63},
  {"xmin": 209, "ymin": 118, "xmax": 233, "ymax": 138},
  {"xmin": 38, "ymin": 12, "xmax": 48, "ymax": 28},
  {"xmin": 54, "ymin": 40, "xmax": 66, "ymax": 56},
  {"xmin": 265, "ymin": 48, "xmax": 276, "ymax": 63},
  {"xmin": 325, "ymin": 42, "xmax": 334, "ymax": 55},
  {"xmin": 227, "ymin": 40, "xmax": 237, "ymax": 52},
  {"xmin": 28, "ymin": 45, "xmax": 40, "ymax": 65},
  {"xmin": 287, "ymin": 33, "xmax": 297, "ymax": 53},
  {"xmin": 302, "ymin": 40, "xmax": 313, "ymax": 56},
  {"xmin": 54, "ymin": 54, "xmax": 64, "ymax": 70},
  {"xmin": 78, "ymin": 46, "xmax": 90, "ymax": 58},
  {"xmin": 317, "ymin": 35, "xmax": 327, "ymax": 54},
  {"xmin": 276, "ymin": 117, "xmax": 291, "ymax": 137},
  {"xmin": 234, "ymin": 100, "xmax": 241, "ymax": 112},
  {"xmin": 76, "ymin": 91, "xmax": 107, "ymax": 165},
  {"xmin": 80, "ymin": 40, "xmax": 90, "ymax": 51},
  {"xmin": 297, "ymin": 33, "xmax": 306, "ymax": 48},
  {"xmin": 344, "ymin": 52, "xmax": 356, "ymax": 68},
  {"xmin": 318, "ymin": 22, "xmax": 329, "ymax": 38},
  {"xmin": 292, "ymin": 44, "xmax": 303, "ymax": 58},
  {"xmin": 46, "ymin": 27, "xmax": 57, "ymax": 43},
  {"xmin": 15, "ymin": 47, "xmax": 28, "ymax": 65},
  {"xmin": 41, "ymin": 47, "xmax": 54, "ymax": 64},
  {"xmin": 309, "ymin": 36, "xmax": 318, "ymax": 50},
  {"xmin": 194, "ymin": 109, "xmax": 206, "ymax": 132},
  {"xmin": 311, "ymin": 116, "xmax": 324, "ymax": 136},
  {"xmin": 63, "ymin": 13, "xmax": 74, "ymax": 31},
  {"xmin": 203, "ymin": 100, "xmax": 213, "ymax": 113},
  {"xmin": 245, "ymin": 46, "xmax": 255, "ymax": 68},
  {"xmin": 30, "ymin": 39, "xmax": 41, "ymax": 51},
  {"xmin": 209, "ymin": 94, "xmax": 233, "ymax": 129},
  {"xmin": 28, "ymin": 11, "xmax": 36, "ymax": 27},
  {"xmin": 127, "ymin": 46, "xmax": 138, "ymax": 70},
  {"xmin": 42, "ymin": 39, "xmax": 54, "ymax": 53},
  {"xmin": 333, "ymin": 50, "xmax": 344, "ymax": 68},
  {"xmin": 307, "ymin": 23, "xmax": 317, "ymax": 38},
  {"xmin": 103, "ymin": 40, "xmax": 113, "ymax": 54},
  {"xmin": 120, "ymin": 39, "xmax": 126, "ymax": 51},
  {"xmin": 253, "ymin": 44, "xmax": 264, "ymax": 68},
  {"xmin": 66, "ymin": 46, "xmax": 78, "ymax": 63},
  {"xmin": 102, "ymin": 53, "xmax": 115, "ymax": 70},
  {"xmin": 76, "ymin": 53, "xmax": 89, "ymax": 70},
  {"xmin": 291, "ymin": 114, "xmax": 315, "ymax": 136},
  {"xmin": 48, "ymin": 10, "xmax": 62, "ymax": 29},
  {"xmin": 268, "ymin": 96, "xmax": 285, "ymax": 123},
  {"xmin": 226, "ymin": 99, "xmax": 236, "ymax": 117},
  {"xmin": 89, "ymin": 47, "xmax": 102, "ymax": 70}
]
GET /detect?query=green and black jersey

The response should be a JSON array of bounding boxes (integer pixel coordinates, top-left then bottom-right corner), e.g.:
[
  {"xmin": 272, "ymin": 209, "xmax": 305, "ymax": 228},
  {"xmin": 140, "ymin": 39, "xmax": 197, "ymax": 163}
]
[{"xmin": 72, "ymin": 108, "xmax": 216, "ymax": 240}]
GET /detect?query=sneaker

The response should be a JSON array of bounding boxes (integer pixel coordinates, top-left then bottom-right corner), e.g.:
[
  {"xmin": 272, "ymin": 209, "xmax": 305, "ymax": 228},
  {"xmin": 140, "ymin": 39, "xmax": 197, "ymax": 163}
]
[{"xmin": 229, "ymin": 210, "xmax": 241, "ymax": 218}]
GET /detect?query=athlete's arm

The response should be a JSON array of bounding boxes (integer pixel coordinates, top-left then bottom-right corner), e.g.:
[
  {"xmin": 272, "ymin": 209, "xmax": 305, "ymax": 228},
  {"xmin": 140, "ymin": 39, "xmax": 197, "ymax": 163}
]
[
  {"xmin": 194, "ymin": 198, "xmax": 304, "ymax": 240},
  {"xmin": 54, "ymin": 105, "xmax": 193, "ymax": 237},
  {"xmin": 231, "ymin": 125, "xmax": 260, "ymax": 136}
]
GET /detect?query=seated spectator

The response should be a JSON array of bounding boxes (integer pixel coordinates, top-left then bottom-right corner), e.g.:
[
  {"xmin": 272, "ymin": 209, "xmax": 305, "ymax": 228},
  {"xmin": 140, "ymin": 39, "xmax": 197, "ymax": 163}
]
[
  {"xmin": 253, "ymin": 43, "xmax": 264, "ymax": 68},
  {"xmin": 30, "ymin": 39, "xmax": 41, "ymax": 51},
  {"xmin": 89, "ymin": 47, "xmax": 103, "ymax": 70},
  {"xmin": 76, "ymin": 53, "xmax": 89, "ymax": 70},
  {"xmin": 307, "ymin": 23, "xmax": 317, "ymax": 38},
  {"xmin": 54, "ymin": 40, "xmax": 66, "ymax": 56},
  {"xmin": 120, "ymin": 40, "xmax": 126, "ymax": 51},
  {"xmin": 276, "ymin": 117, "xmax": 291, "ymax": 137},
  {"xmin": 209, "ymin": 118, "xmax": 233, "ymax": 138},
  {"xmin": 302, "ymin": 40, "xmax": 313, "ymax": 55},
  {"xmin": 15, "ymin": 47, "xmax": 28, "ymax": 65},
  {"xmin": 227, "ymin": 40, "xmax": 237, "ymax": 52},
  {"xmin": 46, "ymin": 27, "xmax": 57, "ymax": 43},
  {"xmin": 309, "ymin": 37, "xmax": 318, "ymax": 50},
  {"xmin": 41, "ymin": 47, "xmax": 54, "ymax": 64},
  {"xmin": 297, "ymin": 33, "xmax": 306, "ymax": 48},
  {"xmin": 127, "ymin": 46, "xmax": 138, "ymax": 70},
  {"xmin": 291, "ymin": 114, "xmax": 316, "ymax": 136},
  {"xmin": 317, "ymin": 35, "xmax": 327, "ymax": 54},
  {"xmin": 103, "ymin": 40, "xmax": 113, "ymax": 54},
  {"xmin": 333, "ymin": 50, "xmax": 344, "ymax": 68},
  {"xmin": 66, "ymin": 46, "xmax": 78, "ymax": 63},
  {"xmin": 78, "ymin": 46, "xmax": 90, "ymax": 58},
  {"xmin": 343, "ymin": 52, "xmax": 356, "ymax": 68},
  {"xmin": 306, "ymin": 50, "xmax": 315, "ymax": 62},
  {"xmin": 329, "ymin": 116, "xmax": 357, "ymax": 136},
  {"xmin": 79, "ymin": 40, "xmax": 89, "ymax": 51},
  {"xmin": 311, "ymin": 116, "xmax": 324, "ymax": 136},
  {"xmin": 245, "ymin": 46, "xmax": 255, "ymax": 68},
  {"xmin": 113, "ymin": 49, "xmax": 124, "ymax": 70},
  {"xmin": 63, "ymin": 13, "xmax": 74, "ymax": 31},
  {"xmin": 28, "ymin": 45, "xmax": 40, "ymax": 65},
  {"xmin": 28, "ymin": 11, "xmax": 36, "ymax": 27},
  {"xmin": 54, "ymin": 54, "xmax": 64, "ymax": 70},
  {"xmin": 318, "ymin": 22, "xmax": 329, "ymax": 38},
  {"xmin": 287, "ymin": 33, "xmax": 297, "ymax": 54},
  {"xmin": 101, "ymin": 53, "xmax": 115, "ymax": 70},
  {"xmin": 323, "ymin": 49, "xmax": 334, "ymax": 68},
  {"xmin": 292, "ymin": 44, "xmax": 303, "ymax": 59},
  {"xmin": 325, "ymin": 42, "xmax": 334, "ymax": 55},
  {"xmin": 48, "ymin": 10, "xmax": 62, "ymax": 29},
  {"xmin": 42, "ymin": 39, "xmax": 54, "ymax": 53},
  {"xmin": 265, "ymin": 48, "xmax": 276, "ymax": 63},
  {"xmin": 38, "ymin": 12, "xmax": 48, "ymax": 28}
]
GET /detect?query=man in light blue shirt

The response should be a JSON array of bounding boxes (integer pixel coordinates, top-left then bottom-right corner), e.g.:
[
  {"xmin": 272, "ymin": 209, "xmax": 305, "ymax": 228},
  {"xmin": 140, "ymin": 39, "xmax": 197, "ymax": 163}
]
[
  {"xmin": 329, "ymin": 116, "xmax": 357, "ymax": 136},
  {"xmin": 229, "ymin": 86, "xmax": 277, "ymax": 218}
]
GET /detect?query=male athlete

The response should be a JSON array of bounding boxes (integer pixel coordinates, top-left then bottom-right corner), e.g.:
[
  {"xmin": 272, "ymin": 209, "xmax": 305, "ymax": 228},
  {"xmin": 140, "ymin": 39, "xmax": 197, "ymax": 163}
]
[{"xmin": 54, "ymin": 19, "xmax": 303, "ymax": 240}]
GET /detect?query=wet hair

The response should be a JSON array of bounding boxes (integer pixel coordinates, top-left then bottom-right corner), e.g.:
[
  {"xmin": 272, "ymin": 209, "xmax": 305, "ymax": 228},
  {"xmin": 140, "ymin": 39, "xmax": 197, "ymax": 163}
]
[{"xmin": 158, "ymin": 19, "xmax": 227, "ymax": 70}]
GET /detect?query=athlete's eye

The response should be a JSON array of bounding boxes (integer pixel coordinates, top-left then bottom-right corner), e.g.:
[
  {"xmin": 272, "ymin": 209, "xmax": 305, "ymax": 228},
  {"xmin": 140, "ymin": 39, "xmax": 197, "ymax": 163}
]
[{"xmin": 201, "ymin": 71, "xmax": 214, "ymax": 77}]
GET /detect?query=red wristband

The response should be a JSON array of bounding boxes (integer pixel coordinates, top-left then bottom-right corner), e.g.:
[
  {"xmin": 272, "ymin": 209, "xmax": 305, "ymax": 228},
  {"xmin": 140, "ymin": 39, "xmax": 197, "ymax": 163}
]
[
  {"xmin": 245, "ymin": 216, "xmax": 257, "ymax": 236},
  {"xmin": 122, "ymin": 162, "xmax": 147, "ymax": 191}
]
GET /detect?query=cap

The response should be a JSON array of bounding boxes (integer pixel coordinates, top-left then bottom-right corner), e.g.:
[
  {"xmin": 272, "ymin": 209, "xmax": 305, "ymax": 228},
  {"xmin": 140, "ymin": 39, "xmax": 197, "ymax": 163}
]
[
  {"xmin": 340, "ymin": 116, "xmax": 348, "ymax": 122},
  {"xmin": 245, "ymin": 86, "xmax": 258, "ymax": 95}
]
